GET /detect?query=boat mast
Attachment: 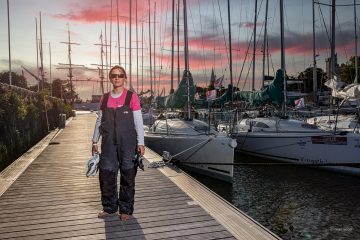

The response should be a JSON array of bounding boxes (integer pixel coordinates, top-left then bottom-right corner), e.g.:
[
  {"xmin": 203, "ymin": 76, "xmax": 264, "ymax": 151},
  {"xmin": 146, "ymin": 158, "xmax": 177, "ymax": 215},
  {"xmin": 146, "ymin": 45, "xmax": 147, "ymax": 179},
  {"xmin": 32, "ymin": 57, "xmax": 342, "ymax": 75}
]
[
  {"xmin": 252, "ymin": 0, "xmax": 258, "ymax": 91},
  {"xmin": 35, "ymin": 18, "xmax": 39, "ymax": 91},
  {"xmin": 7, "ymin": 0, "xmax": 12, "ymax": 85},
  {"xmin": 39, "ymin": 12, "xmax": 45, "ymax": 90},
  {"xmin": 105, "ymin": 20, "xmax": 109, "ymax": 91},
  {"xmin": 148, "ymin": 0, "xmax": 153, "ymax": 97},
  {"xmin": 183, "ymin": 0, "xmax": 191, "ymax": 120},
  {"xmin": 227, "ymin": 0, "xmax": 233, "ymax": 102},
  {"xmin": 154, "ymin": 2, "xmax": 156, "ymax": 95},
  {"xmin": 129, "ymin": 0, "xmax": 133, "ymax": 90},
  {"xmin": 171, "ymin": 0, "xmax": 175, "ymax": 93},
  {"xmin": 142, "ymin": 21, "xmax": 144, "ymax": 92},
  {"xmin": 313, "ymin": 0, "xmax": 317, "ymax": 105},
  {"xmin": 262, "ymin": 0, "xmax": 269, "ymax": 89},
  {"xmin": 117, "ymin": 0, "xmax": 120, "ymax": 65},
  {"xmin": 280, "ymin": 0, "xmax": 286, "ymax": 114},
  {"xmin": 354, "ymin": 0, "xmax": 358, "ymax": 83},
  {"xmin": 136, "ymin": 0, "xmax": 139, "ymax": 92},
  {"xmin": 177, "ymin": 0, "xmax": 180, "ymax": 86},
  {"xmin": 331, "ymin": 0, "xmax": 336, "ymax": 79},
  {"xmin": 110, "ymin": 0, "xmax": 112, "ymax": 69},
  {"xmin": 49, "ymin": 42, "xmax": 52, "ymax": 96}
]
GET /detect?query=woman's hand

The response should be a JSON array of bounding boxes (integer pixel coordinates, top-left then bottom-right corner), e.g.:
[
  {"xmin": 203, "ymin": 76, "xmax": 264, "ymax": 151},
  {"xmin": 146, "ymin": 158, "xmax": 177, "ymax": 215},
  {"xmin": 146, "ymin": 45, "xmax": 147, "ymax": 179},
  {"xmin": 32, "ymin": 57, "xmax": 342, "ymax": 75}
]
[
  {"xmin": 137, "ymin": 145, "xmax": 145, "ymax": 156},
  {"xmin": 92, "ymin": 143, "xmax": 99, "ymax": 155}
]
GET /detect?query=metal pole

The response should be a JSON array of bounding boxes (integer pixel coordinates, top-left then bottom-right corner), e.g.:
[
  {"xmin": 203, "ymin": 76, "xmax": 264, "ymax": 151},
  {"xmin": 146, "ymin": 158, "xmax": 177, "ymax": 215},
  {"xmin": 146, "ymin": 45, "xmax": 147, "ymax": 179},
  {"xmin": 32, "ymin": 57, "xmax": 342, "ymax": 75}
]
[
  {"xmin": 49, "ymin": 42, "xmax": 52, "ymax": 96},
  {"xmin": 110, "ymin": 0, "xmax": 112, "ymax": 69},
  {"xmin": 154, "ymin": 2, "xmax": 156, "ymax": 95},
  {"xmin": 252, "ymin": 0, "xmax": 258, "ymax": 91},
  {"xmin": 35, "ymin": 18, "xmax": 39, "ymax": 91},
  {"xmin": 355, "ymin": 0, "xmax": 358, "ymax": 83},
  {"xmin": 117, "ymin": 0, "xmax": 120, "ymax": 65},
  {"xmin": 313, "ymin": 0, "xmax": 318, "ymax": 105},
  {"xmin": 7, "ymin": 0, "xmax": 12, "ymax": 85},
  {"xmin": 280, "ymin": 0, "xmax": 286, "ymax": 114},
  {"xmin": 129, "ymin": 0, "xmax": 132, "ymax": 90},
  {"xmin": 136, "ymin": 0, "xmax": 139, "ymax": 92},
  {"xmin": 227, "ymin": 0, "xmax": 233, "ymax": 101},
  {"xmin": 177, "ymin": 0, "xmax": 180, "ymax": 86},
  {"xmin": 142, "ymin": 21, "xmax": 144, "ymax": 92},
  {"xmin": 171, "ymin": 0, "xmax": 175, "ymax": 93},
  {"xmin": 262, "ymin": 0, "xmax": 269, "ymax": 89},
  {"xmin": 183, "ymin": 0, "xmax": 189, "ymax": 71},
  {"xmin": 148, "ymin": 0, "xmax": 153, "ymax": 96},
  {"xmin": 39, "ymin": 12, "xmax": 44, "ymax": 90},
  {"xmin": 331, "ymin": 0, "xmax": 336, "ymax": 78}
]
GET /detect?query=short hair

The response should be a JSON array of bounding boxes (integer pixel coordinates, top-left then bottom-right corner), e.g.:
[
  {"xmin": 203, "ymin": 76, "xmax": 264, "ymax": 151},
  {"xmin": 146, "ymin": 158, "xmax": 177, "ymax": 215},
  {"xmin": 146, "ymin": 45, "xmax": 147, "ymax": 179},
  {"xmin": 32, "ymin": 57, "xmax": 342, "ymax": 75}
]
[{"xmin": 109, "ymin": 65, "xmax": 127, "ymax": 79}]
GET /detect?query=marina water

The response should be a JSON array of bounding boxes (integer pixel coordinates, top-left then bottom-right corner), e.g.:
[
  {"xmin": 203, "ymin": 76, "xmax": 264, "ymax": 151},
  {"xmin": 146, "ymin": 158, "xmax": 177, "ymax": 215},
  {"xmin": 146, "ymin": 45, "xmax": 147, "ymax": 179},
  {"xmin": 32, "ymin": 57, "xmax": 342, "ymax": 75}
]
[{"xmin": 189, "ymin": 152, "xmax": 360, "ymax": 240}]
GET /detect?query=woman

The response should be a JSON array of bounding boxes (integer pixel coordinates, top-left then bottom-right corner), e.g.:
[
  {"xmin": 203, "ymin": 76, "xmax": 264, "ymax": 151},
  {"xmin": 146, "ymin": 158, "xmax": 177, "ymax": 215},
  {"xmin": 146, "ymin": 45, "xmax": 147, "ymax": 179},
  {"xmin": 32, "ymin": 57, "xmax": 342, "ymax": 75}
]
[{"xmin": 92, "ymin": 65, "xmax": 145, "ymax": 221}]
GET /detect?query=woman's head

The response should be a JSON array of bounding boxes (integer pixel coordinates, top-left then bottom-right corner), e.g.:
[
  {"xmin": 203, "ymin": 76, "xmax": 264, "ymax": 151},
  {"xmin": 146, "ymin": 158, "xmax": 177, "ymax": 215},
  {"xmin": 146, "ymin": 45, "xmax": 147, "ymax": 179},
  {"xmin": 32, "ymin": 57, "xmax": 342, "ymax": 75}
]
[{"xmin": 109, "ymin": 65, "xmax": 127, "ymax": 89}]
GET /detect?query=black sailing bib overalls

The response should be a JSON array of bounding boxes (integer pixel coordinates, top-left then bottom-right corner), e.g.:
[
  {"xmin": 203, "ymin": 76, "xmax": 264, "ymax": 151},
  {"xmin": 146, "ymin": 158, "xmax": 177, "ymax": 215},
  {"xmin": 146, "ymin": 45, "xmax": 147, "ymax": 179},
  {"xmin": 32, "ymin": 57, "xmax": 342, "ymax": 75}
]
[{"xmin": 99, "ymin": 90, "xmax": 138, "ymax": 215}]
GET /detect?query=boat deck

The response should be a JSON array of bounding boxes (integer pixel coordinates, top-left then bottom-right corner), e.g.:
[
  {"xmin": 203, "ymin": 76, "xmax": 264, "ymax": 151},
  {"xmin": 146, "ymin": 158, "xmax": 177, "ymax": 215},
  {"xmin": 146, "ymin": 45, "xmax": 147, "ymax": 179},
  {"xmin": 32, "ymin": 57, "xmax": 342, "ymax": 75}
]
[{"xmin": 0, "ymin": 113, "xmax": 280, "ymax": 240}]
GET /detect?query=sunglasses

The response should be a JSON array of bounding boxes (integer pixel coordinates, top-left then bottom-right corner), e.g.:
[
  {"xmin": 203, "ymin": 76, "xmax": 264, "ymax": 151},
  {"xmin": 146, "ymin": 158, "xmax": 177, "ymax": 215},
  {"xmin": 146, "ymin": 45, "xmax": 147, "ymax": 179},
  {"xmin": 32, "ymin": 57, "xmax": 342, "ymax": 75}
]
[{"xmin": 110, "ymin": 73, "xmax": 125, "ymax": 79}]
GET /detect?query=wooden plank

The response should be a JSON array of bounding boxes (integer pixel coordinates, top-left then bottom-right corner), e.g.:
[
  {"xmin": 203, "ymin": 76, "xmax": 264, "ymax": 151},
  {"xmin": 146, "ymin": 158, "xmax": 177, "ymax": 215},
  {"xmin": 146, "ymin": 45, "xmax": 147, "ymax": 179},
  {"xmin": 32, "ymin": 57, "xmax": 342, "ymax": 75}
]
[{"xmin": 0, "ymin": 113, "xmax": 279, "ymax": 240}]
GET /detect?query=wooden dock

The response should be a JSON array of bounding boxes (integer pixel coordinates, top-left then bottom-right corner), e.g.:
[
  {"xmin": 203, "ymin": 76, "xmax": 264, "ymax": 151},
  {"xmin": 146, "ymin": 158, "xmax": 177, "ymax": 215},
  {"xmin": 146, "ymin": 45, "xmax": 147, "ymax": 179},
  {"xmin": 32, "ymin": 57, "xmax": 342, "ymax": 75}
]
[{"xmin": 0, "ymin": 113, "xmax": 280, "ymax": 240}]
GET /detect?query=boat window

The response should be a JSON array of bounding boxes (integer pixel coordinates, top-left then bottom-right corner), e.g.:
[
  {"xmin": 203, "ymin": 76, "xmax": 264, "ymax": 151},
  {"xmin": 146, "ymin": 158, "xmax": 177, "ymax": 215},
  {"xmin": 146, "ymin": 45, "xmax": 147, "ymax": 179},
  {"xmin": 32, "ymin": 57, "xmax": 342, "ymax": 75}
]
[
  {"xmin": 254, "ymin": 121, "xmax": 270, "ymax": 128},
  {"xmin": 301, "ymin": 123, "xmax": 318, "ymax": 129}
]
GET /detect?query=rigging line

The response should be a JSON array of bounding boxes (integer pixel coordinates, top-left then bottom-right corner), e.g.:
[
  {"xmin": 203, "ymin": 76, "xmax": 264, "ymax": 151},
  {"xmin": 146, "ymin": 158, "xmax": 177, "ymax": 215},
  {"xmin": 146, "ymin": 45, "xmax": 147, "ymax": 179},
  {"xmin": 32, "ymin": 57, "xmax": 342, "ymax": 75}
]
[
  {"xmin": 217, "ymin": 0, "xmax": 230, "ymax": 68},
  {"xmin": 317, "ymin": 1, "xmax": 332, "ymax": 47},
  {"xmin": 235, "ymin": 30, "xmax": 254, "ymax": 90},
  {"xmin": 233, "ymin": 0, "xmax": 243, "ymax": 82},
  {"xmin": 235, "ymin": 0, "xmax": 264, "ymax": 90},
  {"xmin": 283, "ymin": 0, "xmax": 298, "ymax": 75},
  {"xmin": 212, "ymin": 0, "xmax": 224, "ymax": 73},
  {"xmin": 242, "ymin": 52, "xmax": 254, "ymax": 91},
  {"xmin": 188, "ymin": 1, "xmax": 207, "ymax": 83},
  {"xmin": 335, "ymin": 10, "xmax": 349, "ymax": 61},
  {"xmin": 158, "ymin": 0, "xmax": 169, "ymax": 92},
  {"xmin": 315, "ymin": 2, "xmax": 360, "ymax": 7},
  {"xmin": 198, "ymin": 0, "xmax": 208, "ymax": 86},
  {"xmin": 177, "ymin": 162, "xmax": 360, "ymax": 167}
]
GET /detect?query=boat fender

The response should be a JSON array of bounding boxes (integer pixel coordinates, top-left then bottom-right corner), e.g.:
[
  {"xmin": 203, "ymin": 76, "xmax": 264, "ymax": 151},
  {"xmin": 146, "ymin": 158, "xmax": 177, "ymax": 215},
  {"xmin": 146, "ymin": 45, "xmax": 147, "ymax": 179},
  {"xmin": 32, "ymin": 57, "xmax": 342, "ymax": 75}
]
[{"xmin": 228, "ymin": 138, "xmax": 237, "ymax": 148}]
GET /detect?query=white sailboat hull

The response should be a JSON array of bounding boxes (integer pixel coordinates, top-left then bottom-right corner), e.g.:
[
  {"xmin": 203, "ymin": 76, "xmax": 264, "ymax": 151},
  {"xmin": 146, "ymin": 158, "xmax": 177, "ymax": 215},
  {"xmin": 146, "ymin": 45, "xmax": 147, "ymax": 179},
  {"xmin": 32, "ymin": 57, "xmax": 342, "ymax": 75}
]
[
  {"xmin": 145, "ymin": 132, "xmax": 235, "ymax": 182},
  {"xmin": 235, "ymin": 131, "xmax": 360, "ymax": 175}
]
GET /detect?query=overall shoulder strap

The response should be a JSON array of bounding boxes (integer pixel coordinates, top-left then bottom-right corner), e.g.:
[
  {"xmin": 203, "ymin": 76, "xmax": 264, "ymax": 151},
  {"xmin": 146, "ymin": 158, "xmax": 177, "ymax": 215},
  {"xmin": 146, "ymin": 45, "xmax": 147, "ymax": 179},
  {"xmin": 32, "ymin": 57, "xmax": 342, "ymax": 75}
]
[
  {"xmin": 124, "ymin": 90, "xmax": 133, "ymax": 106},
  {"xmin": 100, "ymin": 92, "xmax": 110, "ymax": 111}
]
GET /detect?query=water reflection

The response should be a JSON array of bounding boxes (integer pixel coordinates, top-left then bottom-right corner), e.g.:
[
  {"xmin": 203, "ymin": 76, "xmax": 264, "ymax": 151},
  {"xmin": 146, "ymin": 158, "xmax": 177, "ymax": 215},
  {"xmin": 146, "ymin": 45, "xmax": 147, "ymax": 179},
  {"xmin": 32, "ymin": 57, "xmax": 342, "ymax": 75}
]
[{"xmin": 189, "ymin": 152, "xmax": 360, "ymax": 240}]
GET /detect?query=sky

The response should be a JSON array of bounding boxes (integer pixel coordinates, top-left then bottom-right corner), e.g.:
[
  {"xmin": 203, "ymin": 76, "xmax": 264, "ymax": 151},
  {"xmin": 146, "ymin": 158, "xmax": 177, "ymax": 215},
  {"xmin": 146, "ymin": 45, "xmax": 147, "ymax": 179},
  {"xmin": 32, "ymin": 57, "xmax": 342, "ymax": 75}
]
[{"xmin": 0, "ymin": 0, "xmax": 359, "ymax": 100}]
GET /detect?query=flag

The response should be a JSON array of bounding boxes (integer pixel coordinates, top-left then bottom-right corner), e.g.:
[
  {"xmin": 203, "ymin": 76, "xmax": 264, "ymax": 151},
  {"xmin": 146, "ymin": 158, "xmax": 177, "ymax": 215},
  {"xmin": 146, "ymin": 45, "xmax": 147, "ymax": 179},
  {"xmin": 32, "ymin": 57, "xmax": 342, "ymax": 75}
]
[
  {"xmin": 206, "ymin": 90, "xmax": 216, "ymax": 100},
  {"xmin": 294, "ymin": 98, "xmax": 305, "ymax": 109},
  {"xmin": 214, "ymin": 75, "xmax": 224, "ymax": 90}
]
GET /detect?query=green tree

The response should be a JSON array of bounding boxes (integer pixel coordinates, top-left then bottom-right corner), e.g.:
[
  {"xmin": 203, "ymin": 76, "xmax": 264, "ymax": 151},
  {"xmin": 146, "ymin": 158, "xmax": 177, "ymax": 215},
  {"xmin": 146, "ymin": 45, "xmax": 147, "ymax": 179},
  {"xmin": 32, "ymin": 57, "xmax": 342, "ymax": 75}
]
[
  {"xmin": 0, "ymin": 71, "xmax": 28, "ymax": 88},
  {"xmin": 340, "ymin": 56, "xmax": 360, "ymax": 84},
  {"xmin": 297, "ymin": 67, "xmax": 326, "ymax": 93},
  {"xmin": 50, "ymin": 79, "xmax": 78, "ymax": 102}
]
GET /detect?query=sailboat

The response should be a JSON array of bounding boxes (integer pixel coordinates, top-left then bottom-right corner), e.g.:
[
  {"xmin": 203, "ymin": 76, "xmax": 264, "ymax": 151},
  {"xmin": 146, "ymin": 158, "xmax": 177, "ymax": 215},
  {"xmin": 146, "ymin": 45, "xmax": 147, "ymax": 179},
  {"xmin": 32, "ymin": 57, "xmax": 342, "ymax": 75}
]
[
  {"xmin": 232, "ymin": 0, "xmax": 360, "ymax": 176},
  {"xmin": 144, "ymin": 0, "xmax": 237, "ymax": 182}
]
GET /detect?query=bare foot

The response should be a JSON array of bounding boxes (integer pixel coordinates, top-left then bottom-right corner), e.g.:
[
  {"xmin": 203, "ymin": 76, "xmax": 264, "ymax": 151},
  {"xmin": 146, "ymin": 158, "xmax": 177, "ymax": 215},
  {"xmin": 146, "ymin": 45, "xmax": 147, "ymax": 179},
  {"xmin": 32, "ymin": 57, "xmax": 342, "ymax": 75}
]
[
  {"xmin": 98, "ymin": 210, "xmax": 113, "ymax": 218},
  {"xmin": 119, "ymin": 213, "xmax": 129, "ymax": 221}
]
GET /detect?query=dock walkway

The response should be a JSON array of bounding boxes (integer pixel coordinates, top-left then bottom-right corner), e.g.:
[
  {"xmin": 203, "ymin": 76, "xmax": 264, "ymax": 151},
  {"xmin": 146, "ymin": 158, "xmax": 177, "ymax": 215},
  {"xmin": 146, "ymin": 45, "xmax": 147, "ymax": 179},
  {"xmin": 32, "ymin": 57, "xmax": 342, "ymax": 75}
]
[{"xmin": 0, "ymin": 113, "xmax": 279, "ymax": 239}]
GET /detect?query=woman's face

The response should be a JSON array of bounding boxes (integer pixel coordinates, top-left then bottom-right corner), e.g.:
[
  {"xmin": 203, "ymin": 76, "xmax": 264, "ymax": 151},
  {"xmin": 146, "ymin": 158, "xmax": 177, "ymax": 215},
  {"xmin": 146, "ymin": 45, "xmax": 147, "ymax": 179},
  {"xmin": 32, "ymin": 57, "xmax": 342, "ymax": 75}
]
[{"xmin": 110, "ymin": 68, "xmax": 126, "ymax": 88}]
